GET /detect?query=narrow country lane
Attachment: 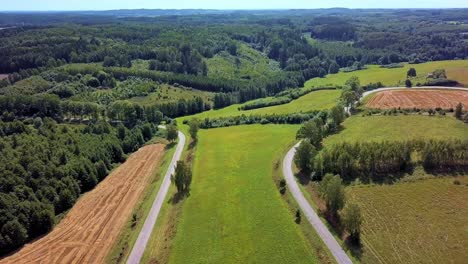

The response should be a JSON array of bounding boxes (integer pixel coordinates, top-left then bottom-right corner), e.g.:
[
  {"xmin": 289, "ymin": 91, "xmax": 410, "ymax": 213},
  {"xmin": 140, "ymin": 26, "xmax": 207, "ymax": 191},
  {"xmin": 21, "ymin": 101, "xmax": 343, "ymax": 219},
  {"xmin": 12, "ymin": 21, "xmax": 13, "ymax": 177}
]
[
  {"xmin": 127, "ymin": 129, "xmax": 186, "ymax": 264},
  {"xmin": 283, "ymin": 142, "xmax": 353, "ymax": 264}
]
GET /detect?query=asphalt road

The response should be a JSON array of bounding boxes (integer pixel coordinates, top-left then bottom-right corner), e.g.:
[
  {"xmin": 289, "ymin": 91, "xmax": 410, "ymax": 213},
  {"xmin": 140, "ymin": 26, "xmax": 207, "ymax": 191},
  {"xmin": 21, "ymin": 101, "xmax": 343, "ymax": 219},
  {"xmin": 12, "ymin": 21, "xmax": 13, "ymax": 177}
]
[
  {"xmin": 126, "ymin": 128, "xmax": 186, "ymax": 264},
  {"xmin": 283, "ymin": 142, "xmax": 353, "ymax": 264}
]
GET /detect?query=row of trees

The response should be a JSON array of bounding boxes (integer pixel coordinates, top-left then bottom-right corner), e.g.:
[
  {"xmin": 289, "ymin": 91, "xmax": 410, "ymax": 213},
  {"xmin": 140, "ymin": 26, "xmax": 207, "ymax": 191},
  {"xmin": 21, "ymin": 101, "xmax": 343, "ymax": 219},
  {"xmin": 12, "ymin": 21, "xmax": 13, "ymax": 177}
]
[
  {"xmin": 318, "ymin": 174, "xmax": 362, "ymax": 242},
  {"xmin": 297, "ymin": 140, "xmax": 468, "ymax": 184}
]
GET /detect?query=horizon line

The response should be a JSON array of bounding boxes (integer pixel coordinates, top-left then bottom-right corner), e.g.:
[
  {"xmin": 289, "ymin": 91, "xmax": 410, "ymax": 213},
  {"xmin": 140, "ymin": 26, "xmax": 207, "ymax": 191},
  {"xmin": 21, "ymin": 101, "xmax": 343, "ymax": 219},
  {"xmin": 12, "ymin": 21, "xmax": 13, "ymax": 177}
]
[{"xmin": 1, "ymin": 7, "xmax": 468, "ymax": 12}]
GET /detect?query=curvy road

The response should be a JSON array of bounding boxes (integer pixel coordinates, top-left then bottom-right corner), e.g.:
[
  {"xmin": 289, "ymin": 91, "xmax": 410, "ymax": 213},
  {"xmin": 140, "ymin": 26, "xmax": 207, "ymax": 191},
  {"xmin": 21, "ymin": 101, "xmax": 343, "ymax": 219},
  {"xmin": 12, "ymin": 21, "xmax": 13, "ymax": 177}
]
[
  {"xmin": 127, "ymin": 128, "xmax": 186, "ymax": 264},
  {"xmin": 283, "ymin": 142, "xmax": 353, "ymax": 264}
]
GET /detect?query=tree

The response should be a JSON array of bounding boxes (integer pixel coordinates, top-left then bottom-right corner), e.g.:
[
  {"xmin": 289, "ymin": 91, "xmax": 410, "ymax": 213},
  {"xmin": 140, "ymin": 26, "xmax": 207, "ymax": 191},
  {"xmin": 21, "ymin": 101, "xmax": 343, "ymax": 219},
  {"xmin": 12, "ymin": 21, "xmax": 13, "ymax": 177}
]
[
  {"xmin": 340, "ymin": 203, "xmax": 362, "ymax": 242},
  {"xmin": 341, "ymin": 89, "xmax": 357, "ymax": 109},
  {"xmin": 294, "ymin": 141, "xmax": 316, "ymax": 172},
  {"xmin": 407, "ymin": 68, "xmax": 417, "ymax": 77},
  {"xmin": 328, "ymin": 105, "xmax": 346, "ymax": 130},
  {"xmin": 166, "ymin": 125, "xmax": 178, "ymax": 142},
  {"xmin": 319, "ymin": 174, "xmax": 346, "ymax": 216},
  {"xmin": 1, "ymin": 219, "xmax": 28, "ymax": 250},
  {"xmin": 405, "ymin": 79, "xmax": 412, "ymax": 88},
  {"xmin": 433, "ymin": 69, "xmax": 447, "ymax": 79},
  {"xmin": 188, "ymin": 119, "xmax": 200, "ymax": 141},
  {"xmin": 172, "ymin": 161, "xmax": 192, "ymax": 194},
  {"xmin": 296, "ymin": 121, "xmax": 322, "ymax": 148},
  {"xmin": 455, "ymin": 102, "xmax": 463, "ymax": 119},
  {"xmin": 328, "ymin": 62, "xmax": 340, "ymax": 74},
  {"xmin": 345, "ymin": 76, "xmax": 362, "ymax": 96}
]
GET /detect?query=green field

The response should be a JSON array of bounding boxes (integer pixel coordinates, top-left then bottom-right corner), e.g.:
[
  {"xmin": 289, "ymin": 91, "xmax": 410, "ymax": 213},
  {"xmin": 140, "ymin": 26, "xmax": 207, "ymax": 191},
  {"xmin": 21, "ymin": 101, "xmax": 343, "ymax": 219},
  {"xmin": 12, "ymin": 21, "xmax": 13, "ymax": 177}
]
[
  {"xmin": 347, "ymin": 176, "xmax": 468, "ymax": 263},
  {"xmin": 305, "ymin": 60, "xmax": 468, "ymax": 88},
  {"xmin": 324, "ymin": 115, "xmax": 468, "ymax": 146},
  {"xmin": 178, "ymin": 89, "xmax": 341, "ymax": 122},
  {"xmin": 206, "ymin": 42, "xmax": 280, "ymax": 80},
  {"xmin": 168, "ymin": 125, "xmax": 322, "ymax": 263}
]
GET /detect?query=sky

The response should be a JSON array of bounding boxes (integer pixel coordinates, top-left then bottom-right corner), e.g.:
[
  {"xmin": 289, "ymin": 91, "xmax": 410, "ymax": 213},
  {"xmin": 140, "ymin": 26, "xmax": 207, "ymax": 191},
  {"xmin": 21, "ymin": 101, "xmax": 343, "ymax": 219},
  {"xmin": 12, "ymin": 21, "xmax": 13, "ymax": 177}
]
[{"xmin": 1, "ymin": 0, "xmax": 466, "ymax": 11}]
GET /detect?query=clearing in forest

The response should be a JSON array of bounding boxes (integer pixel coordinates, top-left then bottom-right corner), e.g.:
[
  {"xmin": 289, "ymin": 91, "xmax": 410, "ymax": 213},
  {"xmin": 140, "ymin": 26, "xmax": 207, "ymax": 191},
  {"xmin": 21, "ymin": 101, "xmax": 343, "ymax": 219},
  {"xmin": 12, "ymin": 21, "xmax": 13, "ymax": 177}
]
[
  {"xmin": 0, "ymin": 144, "xmax": 165, "ymax": 264},
  {"xmin": 366, "ymin": 89, "xmax": 468, "ymax": 109}
]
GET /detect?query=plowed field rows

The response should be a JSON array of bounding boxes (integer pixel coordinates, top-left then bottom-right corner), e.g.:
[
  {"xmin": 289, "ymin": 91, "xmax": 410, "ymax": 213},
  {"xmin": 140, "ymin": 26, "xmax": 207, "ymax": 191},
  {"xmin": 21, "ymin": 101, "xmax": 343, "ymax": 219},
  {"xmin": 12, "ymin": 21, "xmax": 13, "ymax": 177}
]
[{"xmin": 366, "ymin": 89, "xmax": 468, "ymax": 109}]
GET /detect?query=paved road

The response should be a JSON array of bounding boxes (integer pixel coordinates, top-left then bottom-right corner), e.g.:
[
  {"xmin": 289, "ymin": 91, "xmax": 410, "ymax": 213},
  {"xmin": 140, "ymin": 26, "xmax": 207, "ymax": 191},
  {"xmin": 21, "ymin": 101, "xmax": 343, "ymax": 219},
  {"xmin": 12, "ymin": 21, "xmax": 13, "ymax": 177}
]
[
  {"xmin": 361, "ymin": 86, "xmax": 468, "ymax": 100},
  {"xmin": 283, "ymin": 142, "xmax": 353, "ymax": 264},
  {"xmin": 127, "ymin": 128, "xmax": 186, "ymax": 264}
]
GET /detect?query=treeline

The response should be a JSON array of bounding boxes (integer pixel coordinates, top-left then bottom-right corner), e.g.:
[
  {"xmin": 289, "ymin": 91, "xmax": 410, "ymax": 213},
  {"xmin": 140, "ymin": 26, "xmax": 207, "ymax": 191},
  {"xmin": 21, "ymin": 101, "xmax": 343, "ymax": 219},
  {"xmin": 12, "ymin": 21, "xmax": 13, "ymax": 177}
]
[
  {"xmin": 198, "ymin": 112, "xmax": 320, "ymax": 129},
  {"xmin": 0, "ymin": 118, "xmax": 159, "ymax": 254},
  {"xmin": 0, "ymin": 94, "xmax": 171, "ymax": 125},
  {"xmin": 240, "ymin": 87, "xmax": 339, "ymax": 111},
  {"xmin": 315, "ymin": 140, "xmax": 468, "ymax": 182},
  {"xmin": 199, "ymin": 104, "xmax": 346, "ymax": 129}
]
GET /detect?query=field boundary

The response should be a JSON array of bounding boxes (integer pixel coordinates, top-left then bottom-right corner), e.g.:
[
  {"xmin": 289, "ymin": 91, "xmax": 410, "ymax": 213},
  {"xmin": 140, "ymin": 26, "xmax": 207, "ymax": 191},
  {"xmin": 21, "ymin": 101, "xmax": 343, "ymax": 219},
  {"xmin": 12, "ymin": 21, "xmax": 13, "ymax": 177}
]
[
  {"xmin": 283, "ymin": 142, "xmax": 352, "ymax": 264},
  {"xmin": 361, "ymin": 86, "xmax": 468, "ymax": 101},
  {"xmin": 126, "ymin": 129, "xmax": 186, "ymax": 264}
]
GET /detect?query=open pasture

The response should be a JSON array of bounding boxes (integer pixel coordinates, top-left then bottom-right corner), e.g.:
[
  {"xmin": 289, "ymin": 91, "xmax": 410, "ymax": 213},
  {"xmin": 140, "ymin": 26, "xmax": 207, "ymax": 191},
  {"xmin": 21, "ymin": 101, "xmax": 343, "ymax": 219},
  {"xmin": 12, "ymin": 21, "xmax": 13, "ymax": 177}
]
[
  {"xmin": 365, "ymin": 89, "xmax": 468, "ymax": 109},
  {"xmin": 168, "ymin": 125, "xmax": 322, "ymax": 263},
  {"xmin": 178, "ymin": 89, "xmax": 341, "ymax": 122},
  {"xmin": 347, "ymin": 176, "xmax": 468, "ymax": 264},
  {"xmin": 323, "ymin": 115, "xmax": 468, "ymax": 146},
  {"xmin": 305, "ymin": 60, "xmax": 468, "ymax": 88}
]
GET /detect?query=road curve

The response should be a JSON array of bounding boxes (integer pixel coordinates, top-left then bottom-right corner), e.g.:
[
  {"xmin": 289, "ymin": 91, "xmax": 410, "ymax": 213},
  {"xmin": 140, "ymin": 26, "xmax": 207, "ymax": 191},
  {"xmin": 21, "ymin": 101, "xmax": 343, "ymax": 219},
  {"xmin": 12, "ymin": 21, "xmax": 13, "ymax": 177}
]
[
  {"xmin": 361, "ymin": 86, "xmax": 468, "ymax": 100},
  {"xmin": 126, "ymin": 128, "xmax": 186, "ymax": 264},
  {"xmin": 283, "ymin": 142, "xmax": 353, "ymax": 264}
]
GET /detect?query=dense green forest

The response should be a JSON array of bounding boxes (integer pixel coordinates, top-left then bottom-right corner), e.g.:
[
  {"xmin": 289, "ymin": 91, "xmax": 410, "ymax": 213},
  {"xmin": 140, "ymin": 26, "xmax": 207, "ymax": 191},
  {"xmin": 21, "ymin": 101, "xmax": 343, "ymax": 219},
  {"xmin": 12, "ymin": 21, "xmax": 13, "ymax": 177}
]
[{"xmin": 0, "ymin": 8, "xmax": 467, "ymax": 256}]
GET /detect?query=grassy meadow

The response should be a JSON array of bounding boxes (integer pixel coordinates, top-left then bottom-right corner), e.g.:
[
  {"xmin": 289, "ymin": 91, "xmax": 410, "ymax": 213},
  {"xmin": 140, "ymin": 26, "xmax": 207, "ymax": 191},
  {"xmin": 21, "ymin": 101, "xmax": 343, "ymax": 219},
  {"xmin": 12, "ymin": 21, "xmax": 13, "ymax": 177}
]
[
  {"xmin": 178, "ymin": 89, "xmax": 341, "ymax": 122},
  {"xmin": 206, "ymin": 42, "xmax": 280, "ymax": 80},
  {"xmin": 347, "ymin": 176, "xmax": 468, "ymax": 263},
  {"xmin": 305, "ymin": 60, "xmax": 468, "ymax": 88},
  {"xmin": 168, "ymin": 125, "xmax": 325, "ymax": 263},
  {"xmin": 324, "ymin": 115, "xmax": 468, "ymax": 146}
]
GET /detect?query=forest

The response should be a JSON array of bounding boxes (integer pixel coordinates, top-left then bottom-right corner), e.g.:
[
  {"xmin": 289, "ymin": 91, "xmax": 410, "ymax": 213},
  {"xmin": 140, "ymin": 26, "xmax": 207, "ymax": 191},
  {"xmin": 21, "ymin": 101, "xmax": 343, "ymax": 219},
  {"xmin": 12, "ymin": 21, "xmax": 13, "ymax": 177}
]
[{"xmin": 0, "ymin": 8, "xmax": 467, "ymax": 256}]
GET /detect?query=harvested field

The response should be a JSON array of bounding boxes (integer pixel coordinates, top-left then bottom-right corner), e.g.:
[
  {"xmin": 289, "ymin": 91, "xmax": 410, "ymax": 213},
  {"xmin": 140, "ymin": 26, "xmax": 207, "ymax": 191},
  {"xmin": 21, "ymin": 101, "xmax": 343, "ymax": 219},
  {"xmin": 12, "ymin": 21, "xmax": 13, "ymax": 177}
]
[
  {"xmin": 366, "ymin": 89, "xmax": 468, "ymax": 109},
  {"xmin": 0, "ymin": 144, "xmax": 165, "ymax": 264}
]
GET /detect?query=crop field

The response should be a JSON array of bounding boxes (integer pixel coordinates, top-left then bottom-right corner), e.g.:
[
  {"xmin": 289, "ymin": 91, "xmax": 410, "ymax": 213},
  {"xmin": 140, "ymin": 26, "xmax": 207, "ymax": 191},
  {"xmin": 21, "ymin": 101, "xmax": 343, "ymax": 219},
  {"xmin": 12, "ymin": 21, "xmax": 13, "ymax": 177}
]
[
  {"xmin": 323, "ymin": 115, "xmax": 468, "ymax": 146},
  {"xmin": 366, "ymin": 89, "xmax": 468, "ymax": 109},
  {"xmin": 0, "ymin": 144, "xmax": 165, "ymax": 264},
  {"xmin": 305, "ymin": 60, "xmax": 468, "ymax": 88},
  {"xmin": 178, "ymin": 89, "xmax": 341, "ymax": 122},
  {"xmin": 168, "ymin": 125, "xmax": 322, "ymax": 263},
  {"xmin": 347, "ymin": 176, "xmax": 468, "ymax": 264}
]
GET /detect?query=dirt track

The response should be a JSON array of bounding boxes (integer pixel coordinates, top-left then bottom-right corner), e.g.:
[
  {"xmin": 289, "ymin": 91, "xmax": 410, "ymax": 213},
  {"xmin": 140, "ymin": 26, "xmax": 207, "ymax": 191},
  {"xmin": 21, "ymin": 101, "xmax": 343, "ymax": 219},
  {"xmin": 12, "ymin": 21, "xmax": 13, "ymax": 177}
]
[
  {"xmin": 0, "ymin": 144, "xmax": 165, "ymax": 264},
  {"xmin": 366, "ymin": 89, "xmax": 468, "ymax": 109}
]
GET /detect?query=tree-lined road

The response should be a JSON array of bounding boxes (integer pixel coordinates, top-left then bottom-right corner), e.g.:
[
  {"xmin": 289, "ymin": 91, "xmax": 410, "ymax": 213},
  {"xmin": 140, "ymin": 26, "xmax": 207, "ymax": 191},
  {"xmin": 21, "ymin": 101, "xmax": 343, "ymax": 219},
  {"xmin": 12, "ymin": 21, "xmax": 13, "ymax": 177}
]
[
  {"xmin": 127, "ymin": 129, "xmax": 186, "ymax": 264},
  {"xmin": 283, "ymin": 142, "xmax": 353, "ymax": 264}
]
